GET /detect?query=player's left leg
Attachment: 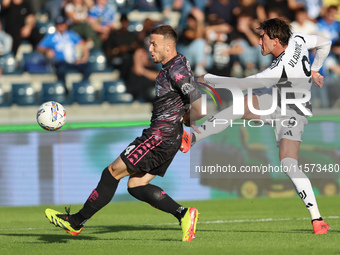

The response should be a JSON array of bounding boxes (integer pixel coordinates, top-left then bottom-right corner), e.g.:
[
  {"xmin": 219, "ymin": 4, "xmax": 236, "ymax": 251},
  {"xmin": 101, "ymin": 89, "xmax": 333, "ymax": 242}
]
[
  {"xmin": 45, "ymin": 156, "xmax": 133, "ymax": 235},
  {"xmin": 127, "ymin": 173, "xmax": 198, "ymax": 241},
  {"xmin": 280, "ymin": 139, "xmax": 330, "ymax": 234}
]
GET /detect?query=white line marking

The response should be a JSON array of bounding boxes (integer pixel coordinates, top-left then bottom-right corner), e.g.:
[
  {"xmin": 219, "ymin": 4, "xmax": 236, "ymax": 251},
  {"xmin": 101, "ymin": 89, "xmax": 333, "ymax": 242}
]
[{"xmin": 0, "ymin": 216, "xmax": 338, "ymax": 231}]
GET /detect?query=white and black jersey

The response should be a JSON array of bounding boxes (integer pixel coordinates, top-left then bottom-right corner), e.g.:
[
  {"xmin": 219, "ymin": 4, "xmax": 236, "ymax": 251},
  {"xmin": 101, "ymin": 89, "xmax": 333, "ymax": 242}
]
[{"xmin": 204, "ymin": 32, "xmax": 331, "ymax": 116}]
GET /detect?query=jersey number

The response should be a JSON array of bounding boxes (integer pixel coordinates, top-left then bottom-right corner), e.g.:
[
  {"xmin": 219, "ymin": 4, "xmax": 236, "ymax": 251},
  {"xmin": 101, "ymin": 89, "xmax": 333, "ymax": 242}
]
[
  {"xmin": 302, "ymin": 55, "xmax": 311, "ymax": 77},
  {"xmin": 124, "ymin": 145, "xmax": 136, "ymax": 156}
]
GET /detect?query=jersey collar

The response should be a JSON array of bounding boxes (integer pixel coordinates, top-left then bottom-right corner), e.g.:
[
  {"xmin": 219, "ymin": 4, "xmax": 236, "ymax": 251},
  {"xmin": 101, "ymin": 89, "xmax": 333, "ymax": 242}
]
[{"xmin": 163, "ymin": 53, "xmax": 180, "ymax": 68}]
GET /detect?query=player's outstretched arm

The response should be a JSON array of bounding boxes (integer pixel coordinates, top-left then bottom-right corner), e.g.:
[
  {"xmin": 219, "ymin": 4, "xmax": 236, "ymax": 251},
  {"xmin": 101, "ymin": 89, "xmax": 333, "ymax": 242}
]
[{"xmin": 309, "ymin": 35, "xmax": 331, "ymax": 76}]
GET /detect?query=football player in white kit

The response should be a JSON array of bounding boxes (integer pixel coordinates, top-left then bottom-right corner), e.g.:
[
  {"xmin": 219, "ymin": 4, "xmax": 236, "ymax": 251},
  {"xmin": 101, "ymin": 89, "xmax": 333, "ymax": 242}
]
[{"xmin": 180, "ymin": 18, "xmax": 332, "ymax": 234}]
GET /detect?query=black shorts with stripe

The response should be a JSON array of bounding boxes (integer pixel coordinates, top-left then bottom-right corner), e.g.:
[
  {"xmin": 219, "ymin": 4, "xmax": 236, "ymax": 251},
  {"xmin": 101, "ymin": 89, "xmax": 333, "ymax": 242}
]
[{"xmin": 120, "ymin": 129, "xmax": 181, "ymax": 177}]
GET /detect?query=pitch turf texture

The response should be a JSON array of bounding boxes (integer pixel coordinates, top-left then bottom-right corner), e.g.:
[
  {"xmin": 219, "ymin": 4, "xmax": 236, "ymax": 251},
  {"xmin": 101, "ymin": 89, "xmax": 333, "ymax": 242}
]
[{"xmin": 1, "ymin": 196, "xmax": 339, "ymax": 255}]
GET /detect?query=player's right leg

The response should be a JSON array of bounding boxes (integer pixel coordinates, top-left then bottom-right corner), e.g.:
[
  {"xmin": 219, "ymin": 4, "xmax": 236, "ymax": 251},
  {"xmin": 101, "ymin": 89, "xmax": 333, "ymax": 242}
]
[
  {"xmin": 280, "ymin": 139, "xmax": 330, "ymax": 234},
  {"xmin": 180, "ymin": 94, "xmax": 259, "ymax": 153},
  {"xmin": 45, "ymin": 157, "xmax": 132, "ymax": 235},
  {"xmin": 127, "ymin": 173, "xmax": 199, "ymax": 241}
]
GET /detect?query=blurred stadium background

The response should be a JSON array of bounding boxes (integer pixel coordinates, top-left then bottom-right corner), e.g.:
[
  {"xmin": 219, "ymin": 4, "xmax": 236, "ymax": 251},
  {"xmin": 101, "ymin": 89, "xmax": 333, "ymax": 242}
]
[{"xmin": 0, "ymin": 0, "xmax": 339, "ymax": 207}]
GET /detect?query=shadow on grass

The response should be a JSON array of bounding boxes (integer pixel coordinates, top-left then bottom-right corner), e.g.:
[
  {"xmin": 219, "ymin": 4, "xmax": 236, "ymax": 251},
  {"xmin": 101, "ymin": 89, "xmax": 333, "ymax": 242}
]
[
  {"xmin": 86, "ymin": 224, "xmax": 179, "ymax": 235},
  {"xmin": 0, "ymin": 233, "xmax": 97, "ymax": 244},
  {"xmin": 0, "ymin": 224, "xmax": 181, "ymax": 243}
]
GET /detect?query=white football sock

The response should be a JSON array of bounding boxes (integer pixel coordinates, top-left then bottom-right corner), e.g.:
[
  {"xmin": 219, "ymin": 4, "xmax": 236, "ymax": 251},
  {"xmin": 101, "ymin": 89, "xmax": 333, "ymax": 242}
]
[
  {"xmin": 281, "ymin": 157, "xmax": 321, "ymax": 220},
  {"xmin": 194, "ymin": 105, "xmax": 243, "ymax": 143}
]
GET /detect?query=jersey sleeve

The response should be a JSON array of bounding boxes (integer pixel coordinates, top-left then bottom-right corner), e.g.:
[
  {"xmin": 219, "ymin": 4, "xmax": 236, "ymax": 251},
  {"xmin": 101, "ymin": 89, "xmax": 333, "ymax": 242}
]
[
  {"xmin": 88, "ymin": 6, "xmax": 98, "ymax": 19},
  {"xmin": 170, "ymin": 64, "xmax": 201, "ymax": 104},
  {"xmin": 293, "ymin": 32, "xmax": 331, "ymax": 71},
  {"xmin": 38, "ymin": 34, "xmax": 54, "ymax": 49}
]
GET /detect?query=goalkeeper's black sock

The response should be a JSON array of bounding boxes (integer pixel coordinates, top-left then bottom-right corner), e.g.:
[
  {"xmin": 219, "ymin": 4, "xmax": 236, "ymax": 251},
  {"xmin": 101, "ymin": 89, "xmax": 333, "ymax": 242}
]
[
  {"xmin": 72, "ymin": 167, "xmax": 119, "ymax": 226},
  {"xmin": 128, "ymin": 184, "xmax": 187, "ymax": 221}
]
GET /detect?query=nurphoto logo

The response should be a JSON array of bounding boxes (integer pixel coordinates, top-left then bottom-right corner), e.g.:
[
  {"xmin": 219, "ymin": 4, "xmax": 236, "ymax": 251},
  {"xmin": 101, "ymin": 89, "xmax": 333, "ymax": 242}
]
[{"xmin": 201, "ymin": 86, "xmax": 311, "ymax": 116}]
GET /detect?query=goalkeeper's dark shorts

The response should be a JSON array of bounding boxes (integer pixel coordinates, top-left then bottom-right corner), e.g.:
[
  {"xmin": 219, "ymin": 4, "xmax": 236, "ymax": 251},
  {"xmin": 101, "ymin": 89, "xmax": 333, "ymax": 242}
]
[{"xmin": 120, "ymin": 128, "xmax": 181, "ymax": 177}]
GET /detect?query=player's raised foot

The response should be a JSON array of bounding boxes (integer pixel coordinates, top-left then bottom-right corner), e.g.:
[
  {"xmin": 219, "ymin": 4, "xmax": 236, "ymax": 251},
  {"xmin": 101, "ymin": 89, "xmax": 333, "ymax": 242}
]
[
  {"xmin": 180, "ymin": 130, "xmax": 192, "ymax": 153},
  {"xmin": 45, "ymin": 208, "xmax": 83, "ymax": 236},
  {"xmin": 312, "ymin": 218, "xmax": 330, "ymax": 235},
  {"xmin": 180, "ymin": 207, "xmax": 198, "ymax": 241}
]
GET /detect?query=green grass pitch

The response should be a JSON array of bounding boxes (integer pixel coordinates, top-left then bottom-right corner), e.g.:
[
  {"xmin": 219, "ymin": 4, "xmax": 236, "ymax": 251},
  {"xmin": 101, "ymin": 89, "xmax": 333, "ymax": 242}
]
[{"xmin": 1, "ymin": 196, "xmax": 339, "ymax": 255}]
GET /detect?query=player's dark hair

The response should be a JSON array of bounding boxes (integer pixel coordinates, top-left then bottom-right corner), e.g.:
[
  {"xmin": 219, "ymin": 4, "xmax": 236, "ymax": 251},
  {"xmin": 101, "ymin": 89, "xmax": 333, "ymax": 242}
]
[
  {"xmin": 259, "ymin": 18, "xmax": 292, "ymax": 46},
  {"xmin": 150, "ymin": 25, "xmax": 178, "ymax": 44}
]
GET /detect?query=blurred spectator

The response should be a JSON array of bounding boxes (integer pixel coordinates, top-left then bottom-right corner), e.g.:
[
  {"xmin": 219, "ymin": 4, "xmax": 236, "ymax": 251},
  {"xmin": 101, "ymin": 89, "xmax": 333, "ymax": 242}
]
[
  {"xmin": 316, "ymin": 5, "xmax": 340, "ymax": 44},
  {"xmin": 290, "ymin": 7, "xmax": 317, "ymax": 34},
  {"xmin": 103, "ymin": 14, "xmax": 139, "ymax": 83},
  {"xmin": 126, "ymin": 47, "xmax": 158, "ymax": 102},
  {"xmin": 228, "ymin": 12, "xmax": 272, "ymax": 76},
  {"xmin": 206, "ymin": 0, "xmax": 239, "ymax": 26},
  {"xmin": 233, "ymin": 0, "xmax": 267, "ymax": 22},
  {"xmin": 87, "ymin": 0, "xmax": 116, "ymax": 42},
  {"xmin": 45, "ymin": 0, "xmax": 65, "ymax": 21},
  {"xmin": 170, "ymin": 0, "xmax": 208, "ymax": 33},
  {"xmin": 324, "ymin": 41, "xmax": 340, "ymax": 77},
  {"xmin": 27, "ymin": 0, "xmax": 46, "ymax": 14},
  {"xmin": 205, "ymin": 21, "xmax": 242, "ymax": 76},
  {"xmin": 64, "ymin": 0, "xmax": 102, "ymax": 49},
  {"xmin": 137, "ymin": 18, "xmax": 160, "ymax": 49},
  {"xmin": 0, "ymin": 21, "xmax": 13, "ymax": 75},
  {"xmin": 323, "ymin": 0, "xmax": 340, "ymax": 21},
  {"xmin": 266, "ymin": 7, "xmax": 290, "ymax": 21},
  {"xmin": 322, "ymin": 40, "xmax": 340, "ymax": 107},
  {"xmin": 205, "ymin": 20, "xmax": 243, "ymax": 105},
  {"xmin": 1, "ymin": 0, "xmax": 44, "ymax": 57},
  {"xmin": 264, "ymin": 0, "xmax": 302, "ymax": 22},
  {"xmin": 177, "ymin": 8, "xmax": 209, "ymax": 76},
  {"xmin": 296, "ymin": 0, "xmax": 323, "ymax": 20},
  {"xmin": 37, "ymin": 16, "xmax": 91, "ymax": 94}
]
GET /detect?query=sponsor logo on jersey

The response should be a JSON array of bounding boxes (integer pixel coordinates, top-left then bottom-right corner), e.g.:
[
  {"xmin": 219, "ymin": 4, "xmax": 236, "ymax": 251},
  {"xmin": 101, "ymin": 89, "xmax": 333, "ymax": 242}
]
[{"xmin": 176, "ymin": 73, "xmax": 184, "ymax": 82}]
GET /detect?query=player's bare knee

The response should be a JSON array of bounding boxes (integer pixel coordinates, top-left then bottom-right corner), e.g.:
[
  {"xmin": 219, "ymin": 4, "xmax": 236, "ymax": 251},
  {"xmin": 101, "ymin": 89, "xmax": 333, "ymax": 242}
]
[
  {"xmin": 127, "ymin": 174, "xmax": 150, "ymax": 188},
  {"xmin": 108, "ymin": 160, "xmax": 130, "ymax": 180}
]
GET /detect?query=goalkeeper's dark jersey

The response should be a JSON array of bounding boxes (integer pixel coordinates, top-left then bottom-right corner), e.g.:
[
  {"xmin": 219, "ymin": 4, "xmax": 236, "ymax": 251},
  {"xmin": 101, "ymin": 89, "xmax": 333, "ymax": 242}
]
[{"xmin": 149, "ymin": 53, "xmax": 201, "ymax": 142}]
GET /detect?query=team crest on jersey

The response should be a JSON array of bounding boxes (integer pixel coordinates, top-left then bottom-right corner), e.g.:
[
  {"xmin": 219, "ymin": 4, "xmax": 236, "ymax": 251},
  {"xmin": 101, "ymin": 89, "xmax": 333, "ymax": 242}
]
[{"xmin": 181, "ymin": 83, "xmax": 195, "ymax": 95}]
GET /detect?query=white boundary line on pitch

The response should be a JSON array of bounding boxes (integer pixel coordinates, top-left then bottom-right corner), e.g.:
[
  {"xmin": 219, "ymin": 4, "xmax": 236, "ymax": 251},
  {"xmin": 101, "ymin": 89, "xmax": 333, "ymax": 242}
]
[
  {"xmin": 144, "ymin": 215, "xmax": 340, "ymax": 226},
  {"xmin": 0, "ymin": 216, "xmax": 339, "ymax": 231}
]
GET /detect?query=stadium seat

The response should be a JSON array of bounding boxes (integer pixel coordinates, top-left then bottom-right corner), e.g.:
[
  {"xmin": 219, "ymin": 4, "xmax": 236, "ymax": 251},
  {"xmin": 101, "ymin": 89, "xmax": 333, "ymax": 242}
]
[
  {"xmin": 134, "ymin": 0, "xmax": 161, "ymax": 12},
  {"xmin": 103, "ymin": 80, "xmax": 134, "ymax": 104},
  {"xmin": 113, "ymin": 0, "xmax": 134, "ymax": 14},
  {"xmin": 11, "ymin": 83, "xmax": 40, "ymax": 106},
  {"xmin": 37, "ymin": 21, "xmax": 55, "ymax": 35},
  {"xmin": 0, "ymin": 86, "xmax": 12, "ymax": 107},
  {"xmin": 41, "ymin": 81, "xmax": 69, "ymax": 105},
  {"xmin": 72, "ymin": 81, "xmax": 102, "ymax": 104},
  {"xmin": 88, "ymin": 49, "xmax": 112, "ymax": 72},
  {"xmin": 0, "ymin": 53, "xmax": 22, "ymax": 75},
  {"xmin": 127, "ymin": 20, "xmax": 144, "ymax": 33},
  {"xmin": 22, "ymin": 51, "xmax": 53, "ymax": 74}
]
